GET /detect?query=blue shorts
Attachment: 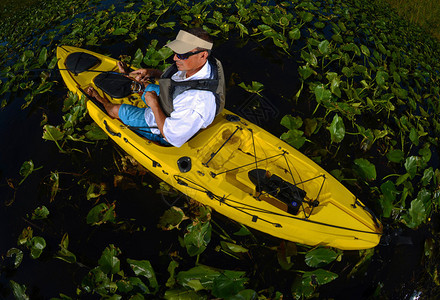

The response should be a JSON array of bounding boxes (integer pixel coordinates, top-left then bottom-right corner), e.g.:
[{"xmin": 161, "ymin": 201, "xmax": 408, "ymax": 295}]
[{"xmin": 119, "ymin": 84, "xmax": 169, "ymax": 145}]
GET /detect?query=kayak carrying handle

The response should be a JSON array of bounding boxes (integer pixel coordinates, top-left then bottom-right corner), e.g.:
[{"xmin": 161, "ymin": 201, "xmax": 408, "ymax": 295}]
[{"xmin": 103, "ymin": 120, "xmax": 121, "ymax": 137}]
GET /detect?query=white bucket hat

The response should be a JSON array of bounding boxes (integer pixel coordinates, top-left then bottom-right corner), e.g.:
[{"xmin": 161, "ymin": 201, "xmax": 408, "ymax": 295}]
[{"xmin": 165, "ymin": 30, "xmax": 213, "ymax": 54}]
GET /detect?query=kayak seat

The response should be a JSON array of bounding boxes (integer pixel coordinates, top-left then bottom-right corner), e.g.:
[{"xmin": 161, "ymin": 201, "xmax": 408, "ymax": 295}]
[
  {"xmin": 94, "ymin": 72, "xmax": 134, "ymax": 99},
  {"xmin": 248, "ymin": 169, "xmax": 305, "ymax": 215},
  {"xmin": 65, "ymin": 52, "xmax": 100, "ymax": 75}
]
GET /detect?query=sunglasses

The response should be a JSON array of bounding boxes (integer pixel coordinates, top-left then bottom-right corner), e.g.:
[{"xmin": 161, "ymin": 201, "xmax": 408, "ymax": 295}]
[{"xmin": 175, "ymin": 49, "xmax": 208, "ymax": 60}]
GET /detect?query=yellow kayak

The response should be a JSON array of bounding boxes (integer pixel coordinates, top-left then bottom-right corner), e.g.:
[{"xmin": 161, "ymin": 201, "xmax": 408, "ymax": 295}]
[{"xmin": 57, "ymin": 45, "xmax": 382, "ymax": 250}]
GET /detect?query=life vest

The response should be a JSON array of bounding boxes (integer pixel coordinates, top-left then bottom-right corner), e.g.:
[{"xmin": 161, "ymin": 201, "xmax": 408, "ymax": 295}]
[{"xmin": 158, "ymin": 56, "xmax": 226, "ymax": 117}]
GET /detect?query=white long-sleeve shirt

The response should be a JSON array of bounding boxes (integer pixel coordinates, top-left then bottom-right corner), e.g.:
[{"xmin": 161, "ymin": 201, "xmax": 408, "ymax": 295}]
[{"xmin": 144, "ymin": 61, "xmax": 216, "ymax": 147}]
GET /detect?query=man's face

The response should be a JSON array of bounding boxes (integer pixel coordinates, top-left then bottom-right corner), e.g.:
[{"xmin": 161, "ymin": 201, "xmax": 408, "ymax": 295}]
[{"xmin": 173, "ymin": 49, "xmax": 208, "ymax": 77}]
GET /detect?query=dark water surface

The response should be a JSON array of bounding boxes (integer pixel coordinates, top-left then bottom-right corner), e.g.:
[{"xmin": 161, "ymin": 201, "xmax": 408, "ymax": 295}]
[{"xmin": 0, "ymin": 3, "xmax": 428, "ymax": 300}]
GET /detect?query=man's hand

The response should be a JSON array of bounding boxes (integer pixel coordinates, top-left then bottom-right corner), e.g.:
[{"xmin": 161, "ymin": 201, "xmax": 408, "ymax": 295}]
[
  {"xmin": 143, "ymin": 91, "xmax": 159, "ymax": 108},
  {"xmin": 129, "ymin": 68, "xmax": 163, "ymax": 85}
]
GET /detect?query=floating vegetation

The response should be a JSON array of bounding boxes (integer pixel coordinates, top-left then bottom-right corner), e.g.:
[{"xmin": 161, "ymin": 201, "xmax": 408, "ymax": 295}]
[{"xmin": 1, "ymin": 0, "xmax": 440, "ymax": 299}]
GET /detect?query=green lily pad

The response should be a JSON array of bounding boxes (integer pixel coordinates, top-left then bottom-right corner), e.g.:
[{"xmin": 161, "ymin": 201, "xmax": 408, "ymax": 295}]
[
  {"xmin": 315, "ymin": 84, "xmax": 332, "ymax": 103},
  {"xmin": 184, "ymin": 221, "xmax": 212, "ymax": 257},
  {"xmin": 404, "ymin": 156, "xmax": 419, "ymax": 179},
  {"xmin": 158, "ymin": 206, "xmax": 186, "ymax": 230},
  {"xmin": 6, "ymin": 248, "xmax": 24, "ymax": 269},
  {"xmin": 327, "ymin": 114, "xmax": 345, "ymax": 143},
  {"xmin": 402, "ymin": 198, "xmax": 426, "ymax": 229},
  {"xmin": 127, "ymin": 258, "xmax": 159, "ymax": 292},
  {"xmin": 86, "ymin": 203, "xmax": 116, "ymax": 225},
  {"xmin": 302, "ymin": 268, "xmax": 338, "ymax": 286},
  {"xmin": 386, "ymin": 149, "xmax": 404, "ymax": 163},
  {"xmin": 30, "ymin": 236, "xmax": 46, "ymax": 259},
  {"xmin": 353, "ymin": 158, "xmax": 377, "ymax": 181},
  {"xmin": 10, "ymin": 280, "xmax": 29, "ymax": 300},
  {"xmin": 31, "ymin": 206, "xmax": 49, "ymax": 220},
  {"xmin": 98, "ymin": 244, "xmax": 121, "ymax": 275},
  {"xmin": 305, "ymin": 248, "xmax": 338, "ymax": 267}
]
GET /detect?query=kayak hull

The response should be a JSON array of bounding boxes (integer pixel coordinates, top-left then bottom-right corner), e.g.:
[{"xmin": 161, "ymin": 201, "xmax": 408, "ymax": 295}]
[{"xmin": 57, "ymin": 45, "xmax": 382, "ymax": 250}]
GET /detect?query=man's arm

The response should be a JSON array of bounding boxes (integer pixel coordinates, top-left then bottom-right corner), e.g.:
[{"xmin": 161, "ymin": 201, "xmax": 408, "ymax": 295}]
[
  {"xmin": 130, "ymin": 69, "xmax": 163, "ymax": 85},
  {"xmin": 143, "ymin": 91, "xmax": 167, "ymax": 138}
]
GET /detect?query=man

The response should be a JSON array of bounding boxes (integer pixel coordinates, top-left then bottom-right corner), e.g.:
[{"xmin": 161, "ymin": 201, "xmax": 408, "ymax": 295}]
[{"xmin": 87, "ymin": 28, "xmax": 225, "ymax": 147}]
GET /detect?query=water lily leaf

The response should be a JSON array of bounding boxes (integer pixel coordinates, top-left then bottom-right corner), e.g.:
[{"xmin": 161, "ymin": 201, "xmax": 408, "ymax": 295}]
[
  {"xmin": 299, "ymin": 11, "xmax": 314, "ymax": 22},
  {"xmin": 298, "ymin": 65, "xmax": 315, "ymax": 79},
  {"xmin": 386, "ymin": 149, "xmax": 404, "ymax": 163},
  {"xmin": 132, "ymin": 48, "xmax": 144, "ymax": 68},
  {"xmin": 315, "ymin": 84, "xmax": 332, "ymax": 103},
  {"xmin": 18, "ymin": 227, "xmax": 33, "ymax": 246},
  {"xmin": 409, "ymin": 127, "xmax": 419, "ymax": 146},
  {"xmin": 6, "ymin": 248, "xmax": 24, "ymax": 269},
  {"xmin": 128, "ymin": 277, "xmax": 149, "ymax": 294},
  {"xmin": 86, "ymin": 202, "xmax": 116, "ymax": 225},
  {"xmin": 301, "ymin": 50, "xmax": 317, "ymax": 67},
  {"xmin": 360, "ymin": 44, "xmax": 370, "ymax": 57},
  {"xmin": 330, "ymin": 78, "xmax": 341, "ymax": 98},
  {"xmin": 55, "ymin": 233, "xmax": 76, "ymax": 264},
  {"xmin": 314, "ymin": 21, "xmax": 325, "ymax": 29},
  {"xmin": 419, "ymin": 147, "xmax": 432, "ymax": 164},
  {"xmin": 292, "ymin": 274, "xmax": 315, "ymax": 299},
  {"xmin": 404, "ymin": 156, "xmax": 418, "ymax": 179},
  {"xmin": 396, "ymin": 173, "xmax": 410, "ymax": 186},
  {"xmin": 302, "ymin": 269, "xmax": 338, "ymax": 286},
  {"xmin": 99, "ymin": 245, "xmax": 121, "ymax": 275},
  {"xmin": 176, "ymin": 265, "xmax": 219, "ymax": 291},
  {"xmin": 31, "ymin": 206, "xmax": 49, "ymax": 220},
  {"xmin": 158, "ymin": 206, "xmax": 186, "ymax": 230},
  {"xmin": 10, "ymin": 280, "xmax": 29, "ymax": 300},
  {"xmin": 161, "ymin": 21, "xmax": 176, "ymax": 29},
  {"xmin": 113, "ymin": 27, "xmax": 129, "ymax": 35},
  {"xmin": 86, "ymin": 182, "xmax": 106, "ymax": 200},
  {"xmin": 212, "ymin": 272, "xmax": 248, "ymax": 299},
  {"xmin": 353, "ymin": 158, "xmax": 376, "ymax": 181},
  {"xmin": 304, "ymin": 118, "xmax": 318, "ymax": 137},
  {"xmin": 289, "ymin": 27, "xmax": 301, "ymax": 40},
  {"xmin": 281, "ymin": 115, "xmax": 302, "ymax": 130},
  {"xmin": 164, "ymin": 288, "xmax": 200, "ymax": 299},
  {"xmin": 238, "ymin": 81, "xmax": 264, "ymax": 94},
  {"xmin": 21, "ymin": 50, "xmax": 34, "ymax": 63},
  {"xmin": 236, "ymin": 22, "xmax": 249, "ymax": 36},
  {"xmin": 305, "ymin": 248, "xmax": 338, "ymax": 267},
  {"xmin": 184, "ymin": 221, "xmax": 211, "ymax": 256},
  {"xmin": 48, "ymin": 56, "xmax": 58, "ymax": 69},
  {"xmin": 402, "ymin": 198, "xmax": 426, "ymax": 229},
  {"xmin": 166, "ymin": 260, "xmax": 179, "ymax": 288},
  {"xmin": 38, "ymin": 47, "xmax": 48, "ymax": 66},
  {"xmin": 220, "ymin": 241, "xmax": 248, "ymax": 253},
  {"xmin": 318, "ymin": 40, "xmax": 330, "ymax": 55},
  {"xmin": 49, "ymin": 171, "xmax": 59, "ymax": 202},
  {"xmin": 19, "ymin": 160, "xmax": 35, "ymax": 185},
  {"xmin": 42, "ymin": 125, "xmax": 64, "ymax": 141},
  {"xmin": 30, "ymin": 236, "xmax": 46, "ymax": 259},
  {"xmin": 327, "ymin": 114, "xmax": 345, "ymax": 143},
  {"xmin": 375, "ymin": 70, "xmax": 389, "ymax": 87},
  {"xmin": 81, "ymin": 266, "xmax": 110, "ymax": 294},
  {"xmin": 421, "ymin": 167, "xmax": 434, "ymax": 186},
  {"xmin": 280, "ymin": 129, "xmax": 306, "ymax": 149},
  {"xmin": 380, "ymin": 181, "xmax": 398, "ymax": 217},
  {"xmin": 84, "ymin": 123, "xmax": 108, "ymax": 140},
  {"xmin": 233, "ymin": 225, "xmax": 251, "ymax": 236}
]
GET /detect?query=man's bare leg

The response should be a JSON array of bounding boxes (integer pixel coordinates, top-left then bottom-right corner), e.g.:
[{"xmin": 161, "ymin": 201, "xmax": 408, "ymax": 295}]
[{"xmin": 86, "ymin": 87, "xmax": 121, "ymax": 119}]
